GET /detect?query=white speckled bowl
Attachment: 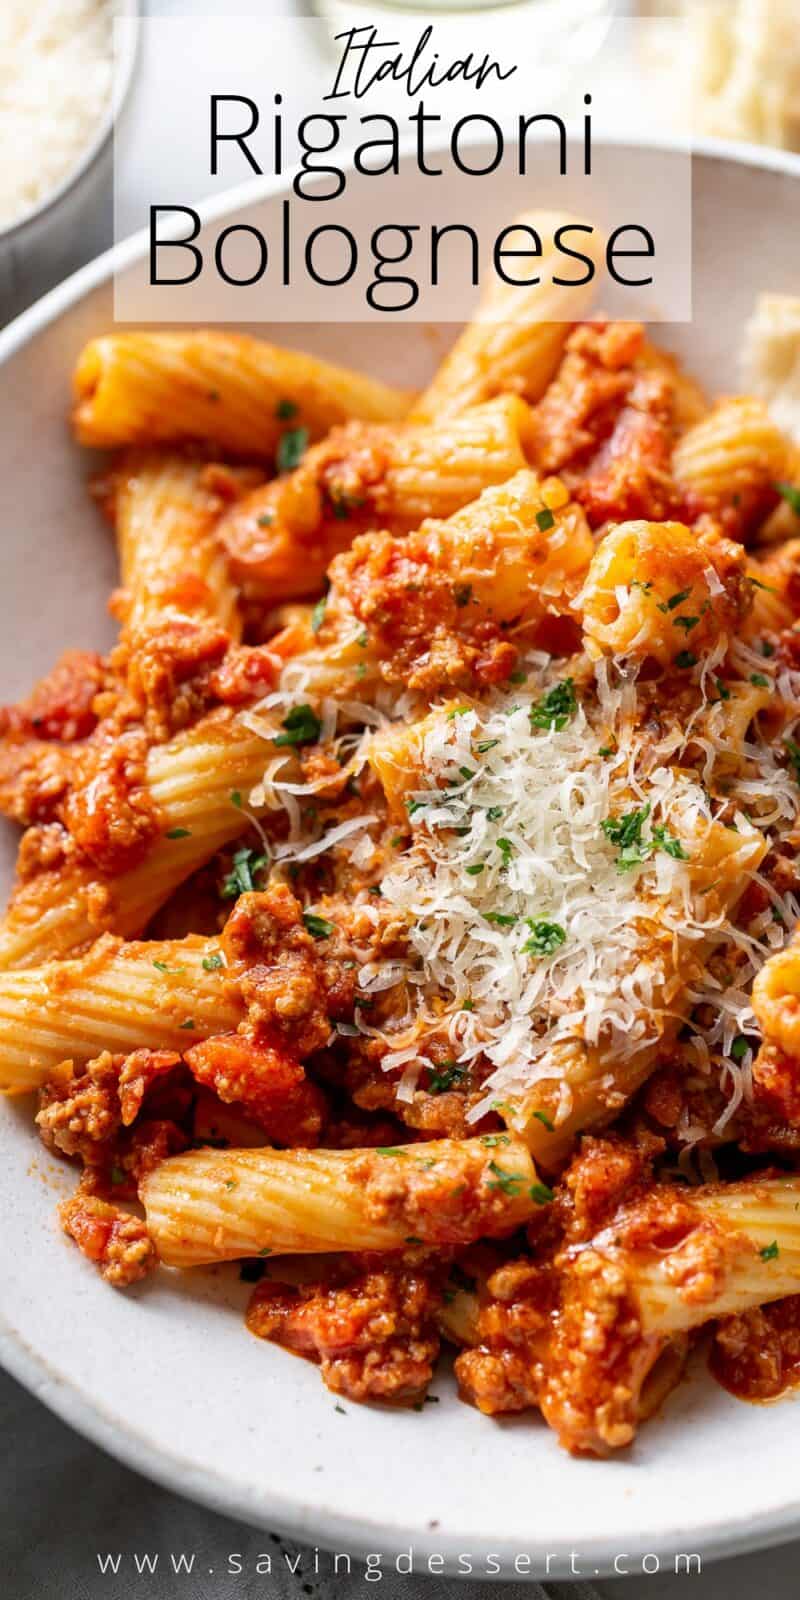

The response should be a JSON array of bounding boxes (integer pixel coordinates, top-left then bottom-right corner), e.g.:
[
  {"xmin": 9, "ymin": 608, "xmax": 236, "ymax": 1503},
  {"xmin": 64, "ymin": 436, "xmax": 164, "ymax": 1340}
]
[{"xmin": 1, "ymin": 141, "xmax": 800, "ymax": 1578}]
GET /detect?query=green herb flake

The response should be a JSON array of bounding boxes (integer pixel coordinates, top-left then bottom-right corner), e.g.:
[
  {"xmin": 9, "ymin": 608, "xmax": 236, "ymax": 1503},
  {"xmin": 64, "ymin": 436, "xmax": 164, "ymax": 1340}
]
[
  {"xmin": 532, "ymin": 1109, "xmax": 554, "ymax": 1132},
  {"xmin": 335, "ymin": 1404, "xmax": 347, "ymax": 1415},
  {"xmin": 535, "ymin": 507, "xmax": 556, "ymax": 532},
  {"xmin": 496, "ymin": 837, "xmax": 514, "ymax": 863},
  {"xmin": 730, "ymin": 1035, "xmax": 751, "ymax": 1063},
  {"xmin": 776, "ymin": 482, "xmax": 800, "ymax": 517},
  {"xmin": 257, "ymin": 510, "xmax": 275, "ymax": 528},
  {"xmin": 153, "ymin": 960, "xmax": 186, "ymax": 975},
  {"xmin": 311, "ymin": 594, "xmax": 327, "ymax": 634},
  {"xmin": 224, "ymin": 1178, "xmax": 237, "ymax": 1190},
  {"xmin": 180, "ymin": 1019, "xmax": 196, "ymax": 1031},
  {"xmin": 273, "ymin": 703, "xmax": 321, "ymax": 748},
  {"xmin": 530, "ymin": 678, "xmax": 578, "ymax": 733},
  {"xmin": 453, "ymin": 583, "xmax": 472, "ymax": 608},
  {"xmin": 427, "ymin": 1062, "xmax": 466, "ymax": 1095},
  {"xmin": 760, "ymin": 1240, "xmax": 780, "ymax": 1261},
  {"xmin": 601, "ymin": 803, "xmax": 652, "ymax": 871},
  {"xmin": 750, "ymin": 673, "xmax": 770, "ymax": 688},
  {"xmin": 657, "ymin": 587, "xmax": 692, "ymax": 614},
  {"xmin": 465, "ymin": 863, "xmax": 485, "ymax": 876},
  {"xmin": 459, "ymin": 766, "xmax": 475, "ymax": 782},
  {"xmin": 461, "ymin": 998, "xmax": 474, "ymax": 1011},
  {"xmin": 675, "ymin": 651, "xmax": 698, "ymax": 670},
  {"xmin": 761, "ymin": 640, "xmax": 776, "ymax": 658},
  {"xmin": 221, "ymin": 846, "xmax": 268, "ymax": 901},
  {"xmin": 523, "ymin": 920, "xmax": 567, "ymax": 957},
  {"xmin": 166, "ymin": 827, "xmax": 191, "ymax": 839},
  {"xmin": 476, "ymin": 738, "xmax": 499, "ymax": 754},
  {"xmin": 480, "ymin": 1133, "xmax": 511, "ymax": 1148},
  {"xmin": 486, "ymin": 805, "xmax": 504, "ymax": 822},
  {"xmin": 785, "ymin": 739, "xmax": 800, "ymax": 780},
  {"xmin": 715, "ymin": 678, "xmax": 731, "ymax": 702},
  {"xmin": 275, "ymin": 398, "xmax": 298, "ymax": 421},
  {"xmin": 484, "ymin": 912, "xmax": 517, "ymax": 927},
  {"xmin": 530, "ymin": 1182, "xmax": 555, "ymax": 1205},
  {"xmin": 230, "ymin": 790, "xmax": 243, "ymax": 809},
  {"xmin": 674, "ymin": 615, "xmax": 700, "ymax": 634},
  {"xmin": 276, "ymin": 426, "xmax": 309, "ymax": 473},
  {"xmin": 652, "ymin": 824, "xmax": 689, "ymax": 861},
  {"xmin": 486, "ymin": 1161, "xmax": 524, "ymax": 1196},
  {"xmin": 303, "ymin": 912, "xmax": 335, "ymax": 940},
  {"xmin": 376, "ymin": 1146, "xmax": 408, "ymax": 1157}
]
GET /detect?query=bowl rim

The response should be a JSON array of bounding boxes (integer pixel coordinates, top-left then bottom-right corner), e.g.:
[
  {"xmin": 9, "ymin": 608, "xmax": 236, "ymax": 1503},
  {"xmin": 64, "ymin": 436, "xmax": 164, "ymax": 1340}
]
[
  {"xmin": 0, "ymin": 0, "xmax": 140, "ymax": 248},
  {"xmin": 3, "ymin": 134, "xmax": 800, "ymax": 1573}
]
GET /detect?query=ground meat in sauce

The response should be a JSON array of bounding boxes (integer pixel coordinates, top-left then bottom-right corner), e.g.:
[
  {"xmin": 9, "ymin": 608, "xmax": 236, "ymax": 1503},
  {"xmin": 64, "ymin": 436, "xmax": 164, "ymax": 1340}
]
[
  {"xmin": 711, "ymin": 1296, "xmax": 800, "ymax": 1401},
  {"xmin": 246, "ymin": 1263, "xmax": 442, "ymax": 1404},
  {"xmin": 62, "ymin": 728, "xmax": 161, "ymax": 876},
  {"xmin": 59, "ymin": 1191, "xmax": 157, "ymax": 1287},
  {"xmin": 184, "ymin": 1032, "xmax": 326, "ymax": 1146}
]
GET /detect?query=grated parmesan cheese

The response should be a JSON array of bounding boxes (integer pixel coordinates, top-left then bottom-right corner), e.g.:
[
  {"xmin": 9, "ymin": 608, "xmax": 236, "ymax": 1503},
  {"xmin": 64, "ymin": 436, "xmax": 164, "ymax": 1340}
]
[{"xmin": 0, "ymin": 2, "xmax": 113, "ymax": 229}]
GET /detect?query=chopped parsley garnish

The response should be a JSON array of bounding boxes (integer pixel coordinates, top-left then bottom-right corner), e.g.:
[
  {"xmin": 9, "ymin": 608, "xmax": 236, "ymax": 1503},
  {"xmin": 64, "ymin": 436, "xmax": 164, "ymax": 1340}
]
[
  {"xmin": 673, "ymin": 614, "xmax": 700, "ymax": 633},
  {"xmin": 465, "ymin": 863, "xmax": 485, "ymax": 876},
  {"xmin": 257, "ymin": 510, "xmax": 275, "ymax": 528},
  {"xmin": 761, "ymin": 640, "xmax": 776, "ymax": 658},
  {"xmin": 484, "ymin": 912, "xmax": 517, "ymax": 927},
  {"xmin": 750, "ymin": 673, "xmax": 770, "ymax": 688},
  {"xmin": 166, "ymin": 827, "xmax": 191, "ymax": 839},
  {"xmin": 230, "ymin": 790, "xmax": 243, "ymax": 808},
  {"xmin": 675, "ymin": 650, "xmax": 698, "ymax": 669},
  {"xmin": 730, "ymin": 1035, "xmax": 752, "ymax": 1063},
  {"xmin": 776, "ymin": 482, "xmax": 800, "ymax": 516},
  {"xmin": 486, "ymin": 1161, "xmax": 524, "ymax": 1195},
  {"xmin": 476, "ymin": 739, "xmax": 499, "ymax": 754},
  {"xmin": 535, "ymin": 507, "xmax": 555, "ymax": 532},
  {"xmin": 747, "ymin": 574, "xmax": 777, "ymax": 593},
  {"xmin": 202, "ymin": 952, "xmax": 224, "ymax": 972},
  {"xmin": 509, "ymin": 670, "xmax": 527, "ymax": 685},
  {"xmin": 714, "ymin": 677, "xmax": 731, "ymax": 701},
  {"xmin": 275, "ymin": 398, "xmax": 298, "ymax": 420},
  {"xmin": 427, "ymin": 1062, "xmax": 466, "ymax": 1094},
  {"xmin": 480, "ymin": 1133, "xmax": 511, "ymax": 1148},
  {"xmin": 532, "ymin": 1109, "xmax": 554, "ymax": 1132},
  {"xmin": 461, "ymin": 998, "xmax": 474, "ymax": 1011},
  {"xmin": 303, "ymin": 912, "xmax": 335, "ymax": 940},
  {"xmin": 276, "ymin": 426, "xmax": 309, "ymax": 473},
  {"xmin": 406, "ymin": 797, "xmax": 427, "ymax": 815},
  {"xmin": 448, "ymin": 705, "xmax": 470, "ymax": 719},
  {"xmin": 496, "ymin": 837, "xmax": 514, "ymax": 863},
  {"xmin": 601, "ymin": 803, "xmax": 652, "ymax": 871},
  {"xmin": 453, "ymin": 583, "xmax": 472, "ymax": 608},
  {"xmin": 334, "ymin": 1403, "xmax": 347, "ymax": 1415},
  {"xmin": 221, "ymin": 845, "xmax": 268, "ymax": 900},
  {"xmin": 329, "ymin": 487, "xmax": 365, "ymax": 520},
  {"xmin": 651, "ymin": 824, "xmax": 688, "ymax": 861},
  {"xmin": 657, "ymin": 587, "xmax": 692, "ymax": 614},
  {"xmin": 529, "ymin": 678, "xmax": 578, "ymax": 732},
  {"xmin": 376, "ymin": 1146, "xmax": 408, "ymax": 1157},
  {"xmin": 760, "ymin": 1240, "xmax": 780, "ymax": 1261},
  {"xmin": 530, "ymin": 1182, "xmax": 555, "ymax": 1205},
  {"xmin": 523, "ymin": 919, "xmax": 566, "ymax": 957},
  {"xmin": 785, "ymin": 738, "xmax": 800, "ymax": 780},
  {"xmin": 486, "ymin": 805, "xmax": 504, "ymax": 822},
  {"xmin": 273, "ymin": 703, "xmax": 321, "ymax": 747},
  {"xmin": 152, "ymin": 960, "xmax": 186, "ymax": 975},
  {"xmin": 180, "ymin": 1019, "xmax": 196, "ymax": 1031},
  {"xmin": 311, "ymin": 594, "xmax": 327, "ymax": 634}
]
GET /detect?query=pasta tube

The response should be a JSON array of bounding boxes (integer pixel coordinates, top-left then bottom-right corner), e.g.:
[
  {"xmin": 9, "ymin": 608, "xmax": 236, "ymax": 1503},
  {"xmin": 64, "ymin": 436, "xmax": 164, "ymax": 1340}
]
[
  {"xmin": 0, "ymin": 712, "xmax": 272, "ymax": 970},
  {"xmin": 0, "ymin": 934, "xmax": 241, "ymax": 1094},
  {"xmin": 217, "ymin": 395, "xmax": 532, "ymax": 601},
  {"xmin": 672, "ymin": 396, "xmax": 790, "ymax": 528},
  {"xmin": 142, "ymin": 1136, "xmax": 541, "ymax": 1266},
  {"xmin": 412, "ymin": 211, "xmax": 604, "ymax": 423},
  {"xmin": 72, "ymin": 332, "xmax": 412, "ymax": 456},
  {"xmin": 541, "ymin": 1175, "xmax": 800, "ymax": 1455},
  {"xmin": 112, "ymin": 452, "xmax": 258, "ymax": 635}
]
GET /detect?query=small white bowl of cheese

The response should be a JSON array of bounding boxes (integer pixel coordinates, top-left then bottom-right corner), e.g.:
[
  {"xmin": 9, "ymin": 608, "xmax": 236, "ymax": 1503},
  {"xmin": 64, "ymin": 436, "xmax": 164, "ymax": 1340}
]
[{"xmin": 0, "ymin": 0, "xmax": 139, "ymax": 324}]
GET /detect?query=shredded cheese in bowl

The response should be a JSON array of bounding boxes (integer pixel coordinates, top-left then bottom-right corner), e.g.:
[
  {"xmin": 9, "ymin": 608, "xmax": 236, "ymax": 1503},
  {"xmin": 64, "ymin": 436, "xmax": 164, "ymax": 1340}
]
[{"xmin": 0, "ymin": 1, "xmax": 114, "ymax": 231}]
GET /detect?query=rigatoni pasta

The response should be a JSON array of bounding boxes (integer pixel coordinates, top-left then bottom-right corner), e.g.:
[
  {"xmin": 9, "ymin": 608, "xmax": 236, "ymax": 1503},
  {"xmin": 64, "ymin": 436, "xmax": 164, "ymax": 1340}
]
[{"xmin": 4, "ymin": 211, "xmax": 800, "ymax": 1454}]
